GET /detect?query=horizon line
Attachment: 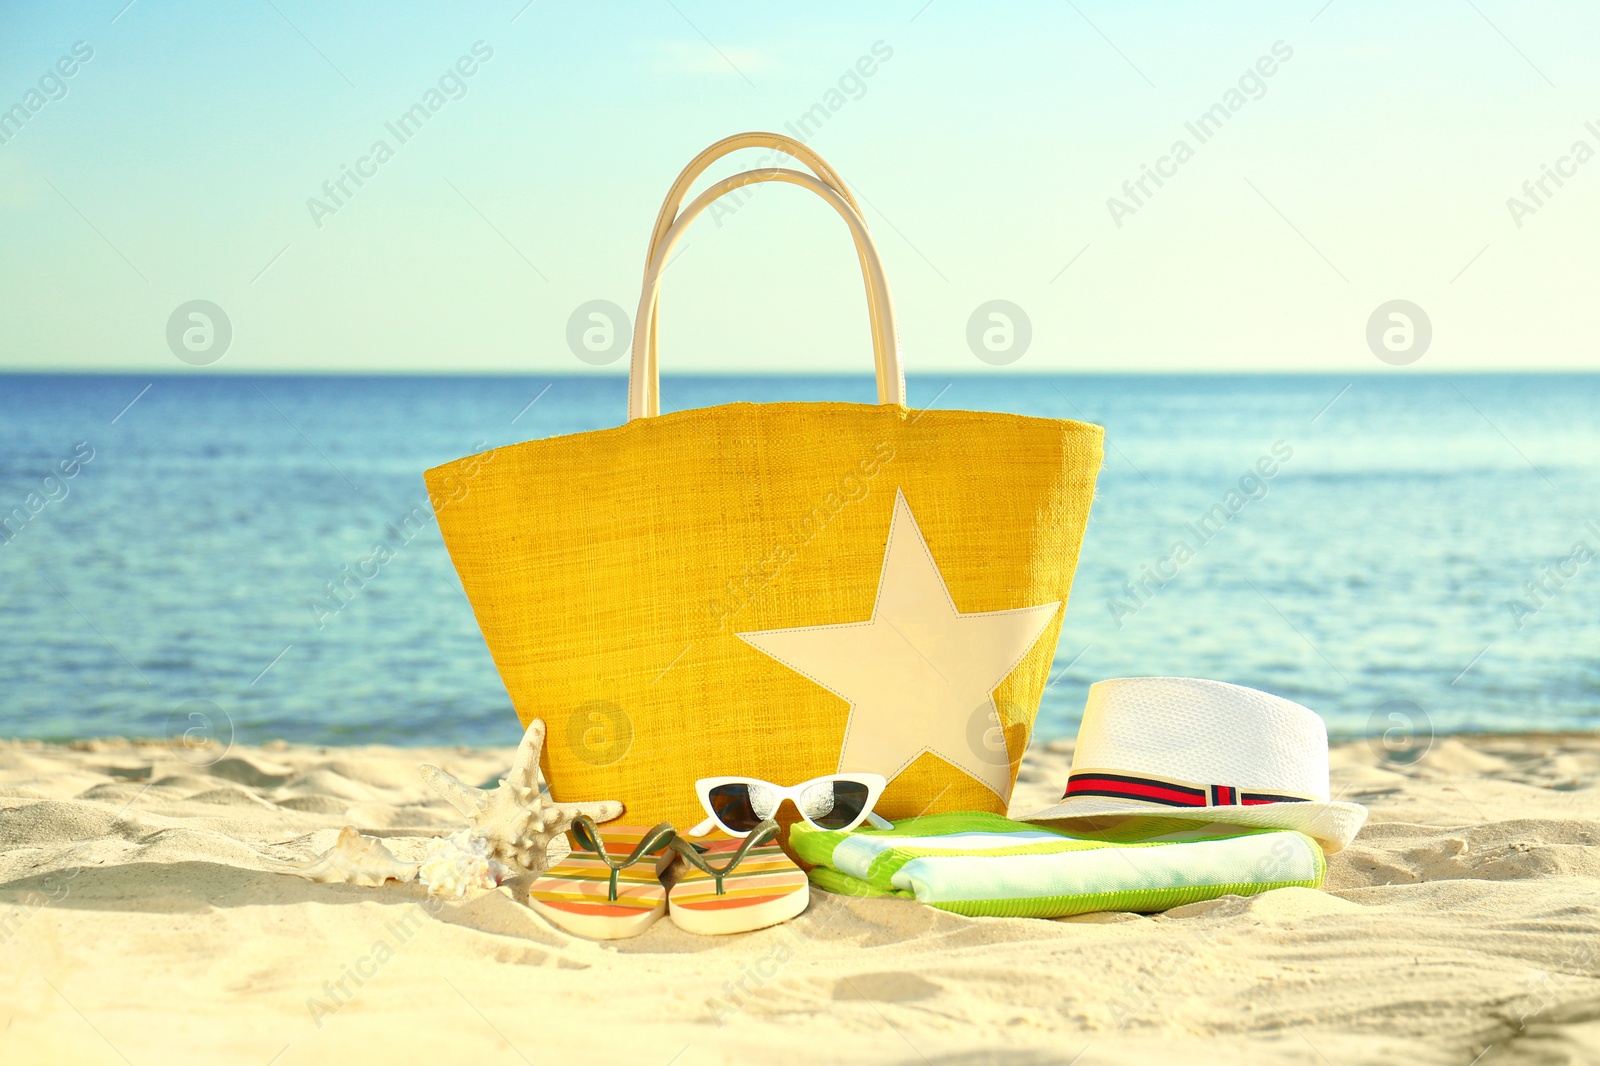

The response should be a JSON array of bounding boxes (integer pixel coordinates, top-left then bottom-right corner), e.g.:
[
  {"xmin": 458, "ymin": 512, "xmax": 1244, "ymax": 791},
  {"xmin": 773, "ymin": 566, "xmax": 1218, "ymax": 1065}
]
[{"xmin": 4, "ymin": 367, "xmax": 1599, "ymax": 378}]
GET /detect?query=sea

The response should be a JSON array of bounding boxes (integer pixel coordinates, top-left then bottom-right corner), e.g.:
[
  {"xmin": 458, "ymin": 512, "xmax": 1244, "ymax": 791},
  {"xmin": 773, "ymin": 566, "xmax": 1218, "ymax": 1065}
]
[{"xmin": 1, "ymin": 372, "xmax": 1596, "ymax": 751}]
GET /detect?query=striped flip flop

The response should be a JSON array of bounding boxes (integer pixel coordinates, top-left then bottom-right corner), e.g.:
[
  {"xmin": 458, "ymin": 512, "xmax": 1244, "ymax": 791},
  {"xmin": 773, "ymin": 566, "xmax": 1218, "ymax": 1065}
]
[
  {"xmin": 527, "ymin": 820, "xmax": 676, "ymax": 940},
  {"xmin": 665, "ymin": 819, "xmax": 809, "ymax": 935}
]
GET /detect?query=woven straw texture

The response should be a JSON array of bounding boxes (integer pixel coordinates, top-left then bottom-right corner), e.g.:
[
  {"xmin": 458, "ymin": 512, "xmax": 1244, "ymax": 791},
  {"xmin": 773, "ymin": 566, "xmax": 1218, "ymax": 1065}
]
[{"xmin": 426, "ymin": 399, "xmax": 1102, "ymax": 829}]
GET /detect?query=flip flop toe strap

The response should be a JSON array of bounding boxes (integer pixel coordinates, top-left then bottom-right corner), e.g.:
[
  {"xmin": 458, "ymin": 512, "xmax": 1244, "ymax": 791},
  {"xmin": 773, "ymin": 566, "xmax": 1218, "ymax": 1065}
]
[
  {"xmin": 571, "ymin": 816, "xmax": 677, "ymax": 902},
  {"xmin": 668, "ymin": 819, "xmax": 780, "ymax": 896}
]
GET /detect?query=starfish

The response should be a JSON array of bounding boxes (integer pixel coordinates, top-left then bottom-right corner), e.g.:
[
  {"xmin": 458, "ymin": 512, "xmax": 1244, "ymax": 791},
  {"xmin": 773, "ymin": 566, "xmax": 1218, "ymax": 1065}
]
[{"xmin": 419, "ymin": 718, "xmax": 623, "ymax": 875}]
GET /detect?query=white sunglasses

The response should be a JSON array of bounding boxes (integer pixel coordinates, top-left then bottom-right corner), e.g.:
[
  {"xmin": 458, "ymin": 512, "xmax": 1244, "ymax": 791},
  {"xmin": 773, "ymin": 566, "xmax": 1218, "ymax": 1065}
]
[{"xmin": 690, "ymin": 773, "xmax": 894, "ymax": 837}]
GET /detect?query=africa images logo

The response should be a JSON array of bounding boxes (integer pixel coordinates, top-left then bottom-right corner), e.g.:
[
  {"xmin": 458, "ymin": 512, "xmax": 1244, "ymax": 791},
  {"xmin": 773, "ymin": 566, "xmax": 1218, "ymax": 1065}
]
[
  {"xmin": 304, "ymin": 41, "xmax": 495, "ymax": 228},
  {"xmin": 1106, "ymin": 40, "xmax": 1294, "ymax": 228}
]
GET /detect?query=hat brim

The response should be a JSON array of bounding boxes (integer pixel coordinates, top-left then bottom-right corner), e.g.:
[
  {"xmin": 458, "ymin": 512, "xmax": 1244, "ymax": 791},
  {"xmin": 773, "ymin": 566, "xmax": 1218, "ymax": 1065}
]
[{"xmin": 1018, "ymin": 796, "xmax": 1367, "ymax": 853}]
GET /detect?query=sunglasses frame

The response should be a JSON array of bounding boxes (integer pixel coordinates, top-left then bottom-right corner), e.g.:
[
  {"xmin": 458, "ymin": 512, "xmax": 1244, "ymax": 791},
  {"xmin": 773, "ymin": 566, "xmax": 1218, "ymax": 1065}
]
[{"xmin": 690, "ymin": 773, "xmax": 893, "ymax": 837}]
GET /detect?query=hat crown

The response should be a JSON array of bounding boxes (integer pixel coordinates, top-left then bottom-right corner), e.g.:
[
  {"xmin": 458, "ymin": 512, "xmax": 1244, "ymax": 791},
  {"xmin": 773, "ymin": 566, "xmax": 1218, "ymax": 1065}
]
[{"xmin": 1070, "ymin": 677, "xmax": 1331, "ymax": 801}]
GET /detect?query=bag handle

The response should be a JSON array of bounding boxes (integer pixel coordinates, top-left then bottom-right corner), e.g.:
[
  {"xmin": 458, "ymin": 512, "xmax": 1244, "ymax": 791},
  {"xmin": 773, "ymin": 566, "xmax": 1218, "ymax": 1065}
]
[
  {"xmin": 629, "ymin": 168, "xmax": 904, "ymax": 420},
  {"xmin": 643, "ymin": 132, "xmax": 867, "ymax": 267},
  {"xmin": 628, "ymin": 150, "xmax": 905, "ymax": 420},
  {"xmin": 630, "ymin": 132, "xmax": 896, "ymax": 416},
  {"xmin": 635, "ymin": 133, "xmax": 894, "ymax": 417}
]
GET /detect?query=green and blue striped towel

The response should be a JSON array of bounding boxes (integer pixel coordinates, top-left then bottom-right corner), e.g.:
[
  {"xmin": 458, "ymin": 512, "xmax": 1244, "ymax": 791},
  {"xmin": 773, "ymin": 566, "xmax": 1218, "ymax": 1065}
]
[{"xmin": 789, "ymin": 811, "xmax": 1325, "ymax": 919}]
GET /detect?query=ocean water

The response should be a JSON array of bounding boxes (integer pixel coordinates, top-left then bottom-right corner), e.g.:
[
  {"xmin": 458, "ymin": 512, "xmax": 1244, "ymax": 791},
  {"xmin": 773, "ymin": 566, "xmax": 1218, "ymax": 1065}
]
[{"xmin": 1, "ymin": 373, "xmax": 1596, "ymax": 749}]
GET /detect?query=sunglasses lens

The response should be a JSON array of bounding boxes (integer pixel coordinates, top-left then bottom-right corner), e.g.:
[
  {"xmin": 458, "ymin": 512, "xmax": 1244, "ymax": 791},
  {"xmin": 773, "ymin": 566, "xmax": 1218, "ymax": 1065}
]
[
  {"xmin": 707, "ymin": 783, "xmax": 776, "ymax": 833},
  {"xmin": 799, "ymin": 780, "xmax": 871, "ymax": 830}
]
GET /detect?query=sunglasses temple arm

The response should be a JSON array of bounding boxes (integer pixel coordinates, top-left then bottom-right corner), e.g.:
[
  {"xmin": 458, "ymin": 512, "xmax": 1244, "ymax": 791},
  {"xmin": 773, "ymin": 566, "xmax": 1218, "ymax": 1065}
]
[
  {"xmin": 865, "ymin": 811, "xmax": 894, "ymax": 830},
  {"xmin": 687, "ymin": 815, "xmax": 718, "ymax": 838}
]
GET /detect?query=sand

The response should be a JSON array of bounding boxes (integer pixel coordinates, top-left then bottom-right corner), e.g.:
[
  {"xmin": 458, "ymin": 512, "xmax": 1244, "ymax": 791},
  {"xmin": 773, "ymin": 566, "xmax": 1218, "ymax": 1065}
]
[{"xmin": 2, "ymin": 733, "xmax": 1597, "ymax": 1065}]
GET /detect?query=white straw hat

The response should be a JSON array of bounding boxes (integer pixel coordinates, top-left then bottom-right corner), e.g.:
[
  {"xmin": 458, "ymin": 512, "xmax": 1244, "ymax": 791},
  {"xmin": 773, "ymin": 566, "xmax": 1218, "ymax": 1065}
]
[{"xmin": 1021, "ymin": 677, "xmax": 1366, "ymax": 852}]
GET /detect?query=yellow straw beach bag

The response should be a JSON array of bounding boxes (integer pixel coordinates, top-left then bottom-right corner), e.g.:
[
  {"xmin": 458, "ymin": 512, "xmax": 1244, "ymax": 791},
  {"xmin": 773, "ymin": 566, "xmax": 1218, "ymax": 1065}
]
[{"xmin": 426, "ymin": 132, "xmax": 1103, "ymax": 830}]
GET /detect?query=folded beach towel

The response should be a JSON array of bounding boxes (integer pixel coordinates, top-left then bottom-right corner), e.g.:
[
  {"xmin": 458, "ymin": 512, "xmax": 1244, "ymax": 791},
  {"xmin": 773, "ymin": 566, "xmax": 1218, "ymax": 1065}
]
[{"xmin": 788, "ymin": 811, "xmax": 1325, "ymax": 919}]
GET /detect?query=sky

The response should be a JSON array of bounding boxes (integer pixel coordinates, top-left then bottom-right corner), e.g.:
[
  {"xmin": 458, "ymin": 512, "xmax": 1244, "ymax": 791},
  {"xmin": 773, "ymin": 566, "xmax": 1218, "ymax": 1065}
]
[{"xmin": 1, "ymin": 0, "xmax": 1598, "ymax": 374}]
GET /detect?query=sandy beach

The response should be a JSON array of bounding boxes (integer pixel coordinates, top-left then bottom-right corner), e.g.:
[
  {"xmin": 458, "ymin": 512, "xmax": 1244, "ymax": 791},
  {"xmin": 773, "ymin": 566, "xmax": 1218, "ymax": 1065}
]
[{"xmin": 2, "ymin": 733, "xmax": 1596, "ymax": 1065}]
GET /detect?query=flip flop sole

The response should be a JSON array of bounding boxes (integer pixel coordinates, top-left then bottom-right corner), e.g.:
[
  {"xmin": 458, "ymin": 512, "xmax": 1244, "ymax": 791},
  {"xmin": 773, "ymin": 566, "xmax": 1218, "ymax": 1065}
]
[
  {"xmin": 667, "ymin": 841, "xmax": 809, "ymax": 935},
  {"xmin": 528, "ymin": 828, "xmax": 671, "ymax": 940},
  {"xmin": 528, "ymin": 892, "xmax": 666, "ymax": 939}
]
